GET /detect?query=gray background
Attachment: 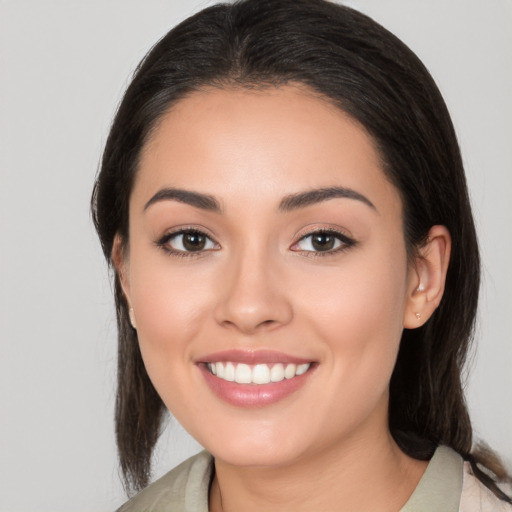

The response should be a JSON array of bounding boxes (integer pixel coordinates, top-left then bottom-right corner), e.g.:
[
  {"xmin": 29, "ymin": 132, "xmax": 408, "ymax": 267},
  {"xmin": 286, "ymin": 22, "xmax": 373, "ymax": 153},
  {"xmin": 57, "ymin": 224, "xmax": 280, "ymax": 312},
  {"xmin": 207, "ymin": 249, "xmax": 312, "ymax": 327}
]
[{"xmin": 0, "ymin": 0, "xmax": 510, "ymax": 510}]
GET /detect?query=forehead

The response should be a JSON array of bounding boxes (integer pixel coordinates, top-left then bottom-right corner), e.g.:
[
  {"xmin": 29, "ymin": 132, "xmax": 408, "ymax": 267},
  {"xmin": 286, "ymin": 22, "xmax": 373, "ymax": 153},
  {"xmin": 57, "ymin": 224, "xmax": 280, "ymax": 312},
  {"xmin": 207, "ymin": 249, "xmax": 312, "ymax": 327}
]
[{"xmin": 134, "ymin": 84, "xmax": 401, "ymax": 216}]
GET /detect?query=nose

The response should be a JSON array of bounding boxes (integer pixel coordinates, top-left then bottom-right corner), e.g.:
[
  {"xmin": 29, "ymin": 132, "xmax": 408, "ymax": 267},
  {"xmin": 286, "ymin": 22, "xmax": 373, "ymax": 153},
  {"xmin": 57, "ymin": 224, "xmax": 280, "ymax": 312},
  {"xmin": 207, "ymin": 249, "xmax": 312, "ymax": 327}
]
[{"xmin": 213, "ymin": 248, "xmax": 293, "ymax": 334}]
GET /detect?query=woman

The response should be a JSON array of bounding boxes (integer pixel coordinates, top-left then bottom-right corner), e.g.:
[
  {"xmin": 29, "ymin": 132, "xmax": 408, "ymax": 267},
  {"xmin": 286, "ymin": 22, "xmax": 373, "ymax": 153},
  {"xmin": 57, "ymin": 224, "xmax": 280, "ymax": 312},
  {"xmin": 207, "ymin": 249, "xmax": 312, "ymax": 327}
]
[{"xmin": 91, "ymin": 0, "xmax": 512, "ymax": 509}]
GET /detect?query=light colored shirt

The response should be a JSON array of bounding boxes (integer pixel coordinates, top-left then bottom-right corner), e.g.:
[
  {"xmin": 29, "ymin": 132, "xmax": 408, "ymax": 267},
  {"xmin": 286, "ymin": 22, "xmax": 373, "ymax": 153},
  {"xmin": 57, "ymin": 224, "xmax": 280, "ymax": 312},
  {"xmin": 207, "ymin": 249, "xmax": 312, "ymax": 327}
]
[{"xmin": 116, "ymin": 446, "xmax": 512, "ymax": 511}]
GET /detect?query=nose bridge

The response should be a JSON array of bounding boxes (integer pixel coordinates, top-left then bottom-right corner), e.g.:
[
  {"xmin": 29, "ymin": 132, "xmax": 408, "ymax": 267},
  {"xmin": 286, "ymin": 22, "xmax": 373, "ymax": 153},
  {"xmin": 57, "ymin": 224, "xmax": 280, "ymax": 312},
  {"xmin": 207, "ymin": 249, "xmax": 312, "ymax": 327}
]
[{"xmin": 214, "ymin": 239, "xmax": 292, "ymax": 333}]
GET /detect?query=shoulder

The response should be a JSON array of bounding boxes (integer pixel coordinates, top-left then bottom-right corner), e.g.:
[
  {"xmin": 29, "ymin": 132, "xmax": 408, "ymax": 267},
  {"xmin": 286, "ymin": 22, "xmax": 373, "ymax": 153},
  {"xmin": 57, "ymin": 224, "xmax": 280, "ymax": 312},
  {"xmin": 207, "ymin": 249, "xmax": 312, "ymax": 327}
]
[
  {"xmin": 400, "ymin": 445, "xmax": 512, "ymax": 512},
  {"xmin": 115, "ymin": 450, "xmax": 213, "ymax": 512},
  {"xmin": 459, "ymin": 461, "xmax": 512, "ymax": 512}
]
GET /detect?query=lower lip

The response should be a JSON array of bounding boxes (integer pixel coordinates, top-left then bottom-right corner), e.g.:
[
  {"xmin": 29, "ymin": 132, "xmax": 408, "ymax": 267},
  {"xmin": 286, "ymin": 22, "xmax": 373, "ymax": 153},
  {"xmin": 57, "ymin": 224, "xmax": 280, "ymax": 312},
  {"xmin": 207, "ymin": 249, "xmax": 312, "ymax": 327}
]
[{"xmin": 198, "ymin": 364, "xmax": 314, "ymax": 408}]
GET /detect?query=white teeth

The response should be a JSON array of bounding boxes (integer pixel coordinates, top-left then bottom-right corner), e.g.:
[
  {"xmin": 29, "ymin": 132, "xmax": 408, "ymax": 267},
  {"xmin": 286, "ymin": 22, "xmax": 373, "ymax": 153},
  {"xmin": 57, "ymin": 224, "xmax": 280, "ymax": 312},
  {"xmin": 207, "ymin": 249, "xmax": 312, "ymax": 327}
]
[
  {"xmin": 284, "ymin": 363, "xmax": 297, "ymax": 379},
  {"xmin": 224, "ymin": 362, "xmax": 235, "ymax": 382},
  {"xmin": 207, "ymin": 361, "xmax": 311, "ymax": 384},
  {"xmin": 270, "ymin": 363, "xmax": 285, "ymax": 382},
  {"xmin": 296, "ymin": 363, "xmax": 309, "ymax": 376},
  {"xmin": 252, "ymin": 364, "xmax": 271, "ymax": 384},
  {"xmin": 235, "ymin": 363, "xmax": 252, "ymax": 384}
]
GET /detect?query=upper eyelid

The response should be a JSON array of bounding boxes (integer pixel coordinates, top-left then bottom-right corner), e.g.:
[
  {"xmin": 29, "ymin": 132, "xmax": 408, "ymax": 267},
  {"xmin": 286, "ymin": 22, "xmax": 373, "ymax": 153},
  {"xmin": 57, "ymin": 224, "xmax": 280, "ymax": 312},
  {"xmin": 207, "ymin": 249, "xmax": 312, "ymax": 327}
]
[
  {"xmin": 155, "ymin": 225, "xmax": 355, "ymax": 250},
  {"xmin": 294, "ymin": 226, "xmax": 354, "ymax": 241},
  {"xmin": 154, "ymin": 229, "xmax": 220, "ymax": 257},
  {"xmin": 158, "ymin": 226, "xmax": 219, "ymax": 243},
  {"xmin": 291, "ymin": 227, "xmax": 356, "ymax": 251}
]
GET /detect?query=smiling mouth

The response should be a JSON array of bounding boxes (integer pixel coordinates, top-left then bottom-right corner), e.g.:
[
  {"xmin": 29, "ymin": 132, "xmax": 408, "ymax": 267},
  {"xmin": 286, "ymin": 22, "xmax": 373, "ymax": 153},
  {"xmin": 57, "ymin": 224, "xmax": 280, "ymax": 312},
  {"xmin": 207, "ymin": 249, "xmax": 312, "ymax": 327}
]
[{"xmin": 205, "ymin": 362, "xmax": 311, "ymax": 385}]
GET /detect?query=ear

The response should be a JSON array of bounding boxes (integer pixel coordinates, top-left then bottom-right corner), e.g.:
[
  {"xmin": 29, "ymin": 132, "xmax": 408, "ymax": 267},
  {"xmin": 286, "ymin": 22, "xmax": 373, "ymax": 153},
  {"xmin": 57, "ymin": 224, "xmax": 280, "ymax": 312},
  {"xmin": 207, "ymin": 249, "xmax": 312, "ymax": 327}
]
[
  {"xmin": 112, "ymin": 234, "xmax": 132, "ymax": 305},
  {"xmin": 112, "ymin": 234, "xmax": 138, "ymax": 328},
  {"xmin": 403, "ymin": 225, "xmax": 451, "ymax": 328}
]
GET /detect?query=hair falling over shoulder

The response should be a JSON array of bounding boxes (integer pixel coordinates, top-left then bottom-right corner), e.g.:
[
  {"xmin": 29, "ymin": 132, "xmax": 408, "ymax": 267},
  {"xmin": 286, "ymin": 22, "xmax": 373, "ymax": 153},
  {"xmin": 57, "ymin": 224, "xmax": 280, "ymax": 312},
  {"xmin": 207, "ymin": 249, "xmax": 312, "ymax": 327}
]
[{"xmin": 91, "ymin": 0, "xmax": 512, "ymax": 500}]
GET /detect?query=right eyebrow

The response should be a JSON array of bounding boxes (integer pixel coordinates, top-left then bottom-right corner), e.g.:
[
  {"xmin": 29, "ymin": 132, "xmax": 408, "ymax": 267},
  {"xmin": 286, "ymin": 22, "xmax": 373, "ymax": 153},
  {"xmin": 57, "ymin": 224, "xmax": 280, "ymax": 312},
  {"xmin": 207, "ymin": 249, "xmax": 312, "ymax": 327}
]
[{"xmin": 143, "ymin": 187, "xmax": 222, "ymax": 213}]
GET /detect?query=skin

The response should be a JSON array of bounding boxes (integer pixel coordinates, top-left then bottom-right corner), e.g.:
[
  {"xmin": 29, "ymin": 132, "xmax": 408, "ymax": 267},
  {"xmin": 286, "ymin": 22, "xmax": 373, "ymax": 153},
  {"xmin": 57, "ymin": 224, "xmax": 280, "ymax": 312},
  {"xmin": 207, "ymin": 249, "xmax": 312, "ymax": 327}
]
[{"xmin": 115, "ymin": 85, "xmax": 451, "ymax": 511}]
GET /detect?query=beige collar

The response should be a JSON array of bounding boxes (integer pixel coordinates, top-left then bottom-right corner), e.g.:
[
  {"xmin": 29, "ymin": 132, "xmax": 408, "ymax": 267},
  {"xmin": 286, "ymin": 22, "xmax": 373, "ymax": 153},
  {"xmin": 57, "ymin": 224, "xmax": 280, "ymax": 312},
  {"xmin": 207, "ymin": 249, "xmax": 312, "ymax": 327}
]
[{"xmin": 400, "ymin": 445, "xmax": 463, "ymax": 511}]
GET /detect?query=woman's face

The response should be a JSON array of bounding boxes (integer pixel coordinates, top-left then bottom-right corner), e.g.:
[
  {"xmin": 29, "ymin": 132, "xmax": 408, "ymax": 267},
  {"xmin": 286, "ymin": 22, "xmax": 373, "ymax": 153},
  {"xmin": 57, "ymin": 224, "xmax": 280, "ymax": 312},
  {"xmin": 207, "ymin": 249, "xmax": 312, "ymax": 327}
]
[{"xmin": 120, "ymin": 85, "xmax": 420, "ymax": 467}]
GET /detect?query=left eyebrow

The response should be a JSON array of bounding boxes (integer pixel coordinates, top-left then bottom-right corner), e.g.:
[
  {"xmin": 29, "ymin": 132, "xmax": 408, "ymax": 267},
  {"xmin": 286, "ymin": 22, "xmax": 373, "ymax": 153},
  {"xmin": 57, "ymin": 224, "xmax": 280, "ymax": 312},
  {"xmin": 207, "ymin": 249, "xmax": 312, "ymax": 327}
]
[{"xmin": 278, "ymin": 187, "xmax": 377, "ymax": 212}]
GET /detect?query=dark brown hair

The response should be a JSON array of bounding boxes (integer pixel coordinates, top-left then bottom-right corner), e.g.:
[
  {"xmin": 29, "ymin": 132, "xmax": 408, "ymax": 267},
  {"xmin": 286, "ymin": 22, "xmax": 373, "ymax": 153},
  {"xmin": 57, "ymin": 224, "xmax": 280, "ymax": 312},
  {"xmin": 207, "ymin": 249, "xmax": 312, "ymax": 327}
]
[{"xmin": 91, "ymin": 0, "xmax": 511, "ymax": 500}]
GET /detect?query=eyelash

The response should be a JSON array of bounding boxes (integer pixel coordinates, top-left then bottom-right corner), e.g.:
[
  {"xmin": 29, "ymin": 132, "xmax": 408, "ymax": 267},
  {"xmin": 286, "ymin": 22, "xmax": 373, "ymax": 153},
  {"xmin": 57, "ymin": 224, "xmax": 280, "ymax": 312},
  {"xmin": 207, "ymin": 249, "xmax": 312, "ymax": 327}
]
[
  {"xmin": 291, "ymin": 228, "xmax": 356, "ymax": 258},
  {"xmin": 155, "ymin": 227, "xmax": 356, "ymax": 258},
  {"xmin": 155, "ymin": 228, "xmax": 220, "ymax": 258}
]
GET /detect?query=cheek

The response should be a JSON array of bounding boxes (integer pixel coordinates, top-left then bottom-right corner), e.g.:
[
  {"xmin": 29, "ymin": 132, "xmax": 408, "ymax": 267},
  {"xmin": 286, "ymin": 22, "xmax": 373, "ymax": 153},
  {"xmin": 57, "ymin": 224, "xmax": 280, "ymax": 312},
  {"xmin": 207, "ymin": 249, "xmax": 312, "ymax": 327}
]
[
  {"xmin": 127, "ymin": 254, "xmax": 213, "ymax": 376},
  {"xmin": 297, "ymin": 247, "xmax": 408, "ymax": 385},
  {"xmin": 303, "ymin": 247, "xmax": 406, "ymax": 323}
]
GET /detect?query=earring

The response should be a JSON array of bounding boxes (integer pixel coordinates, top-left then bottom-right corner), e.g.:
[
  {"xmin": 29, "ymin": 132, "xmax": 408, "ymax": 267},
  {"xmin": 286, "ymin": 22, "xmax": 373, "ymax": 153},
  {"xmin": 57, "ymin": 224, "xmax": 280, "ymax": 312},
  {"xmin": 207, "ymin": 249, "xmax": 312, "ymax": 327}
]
[
  {"xmin": 415, "ymin": 312, "xmax": 421, "ymax": 320},
  {"xmin": 417, "ymin": 283, "xmax": 425, "ymax": 292},
  {"xmin": 129, "ymin": 307, "xmax": 137, "ymax": 329}
]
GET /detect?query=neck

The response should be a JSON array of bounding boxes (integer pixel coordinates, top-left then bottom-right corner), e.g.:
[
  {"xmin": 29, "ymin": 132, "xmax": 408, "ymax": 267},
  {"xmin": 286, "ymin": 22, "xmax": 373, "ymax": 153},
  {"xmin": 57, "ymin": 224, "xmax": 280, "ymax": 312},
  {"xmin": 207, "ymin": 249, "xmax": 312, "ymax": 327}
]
[{"xmin": 209, "ymin": 415, "xmax": 427, "ymax": 512}]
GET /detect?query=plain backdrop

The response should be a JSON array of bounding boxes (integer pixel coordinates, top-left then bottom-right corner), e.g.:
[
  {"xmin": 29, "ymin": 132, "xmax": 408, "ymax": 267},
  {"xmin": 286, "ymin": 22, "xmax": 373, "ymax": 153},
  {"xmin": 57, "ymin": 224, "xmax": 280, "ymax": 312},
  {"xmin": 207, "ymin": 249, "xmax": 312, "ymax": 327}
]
[{"xmin": 0, "ymin": 0, "xmax": 510, "ymax": 510}]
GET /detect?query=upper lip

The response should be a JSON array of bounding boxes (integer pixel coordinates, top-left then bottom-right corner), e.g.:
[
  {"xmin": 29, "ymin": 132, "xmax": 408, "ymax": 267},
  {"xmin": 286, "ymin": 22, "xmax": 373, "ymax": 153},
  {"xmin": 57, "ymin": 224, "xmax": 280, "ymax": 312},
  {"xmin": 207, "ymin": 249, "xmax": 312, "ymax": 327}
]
[{"xmin": 196, "ymin": 349, "xmax": 314, "ymax": 365}]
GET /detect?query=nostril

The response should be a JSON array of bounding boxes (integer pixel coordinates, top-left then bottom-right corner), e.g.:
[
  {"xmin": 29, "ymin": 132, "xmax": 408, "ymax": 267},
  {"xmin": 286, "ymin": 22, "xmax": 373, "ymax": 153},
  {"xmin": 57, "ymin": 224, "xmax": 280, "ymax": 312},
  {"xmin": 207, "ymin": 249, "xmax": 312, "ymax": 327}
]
[
  {"xmin": 220, "ymin": 318, "xmax": 278, "ymax": 333},
  {"xmin": 213, "ymin": 272, "xmax": 293, "ymax": 333}
]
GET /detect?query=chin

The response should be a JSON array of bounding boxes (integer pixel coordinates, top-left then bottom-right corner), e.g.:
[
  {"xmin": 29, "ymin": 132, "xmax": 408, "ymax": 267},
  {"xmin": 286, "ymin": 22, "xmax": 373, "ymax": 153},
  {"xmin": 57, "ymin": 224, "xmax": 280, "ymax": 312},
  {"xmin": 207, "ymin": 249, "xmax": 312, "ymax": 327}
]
[
  {"xmin": 211, "ymin": 445, "xmax": 301, "ymax": 468},
  {"xmin": 198, "ymin": 423, "xmax": 316, "ymax": 469}
]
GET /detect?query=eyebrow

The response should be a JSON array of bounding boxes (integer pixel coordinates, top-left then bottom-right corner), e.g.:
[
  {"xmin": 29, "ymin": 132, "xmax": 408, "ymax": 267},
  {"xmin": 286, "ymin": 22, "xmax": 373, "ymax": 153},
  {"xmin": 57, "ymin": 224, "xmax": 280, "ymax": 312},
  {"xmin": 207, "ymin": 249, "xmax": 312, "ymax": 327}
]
[
  {"xmin": 144, "ymin": 187, "xmax": 222, "ymax": 212},
  {"xmin": 143, "ymin": 185, "xmax": 376, "ymax": 214},
  {"xmin": 278, "ymin": 187, "xmax": 377, "ymax": 212}
]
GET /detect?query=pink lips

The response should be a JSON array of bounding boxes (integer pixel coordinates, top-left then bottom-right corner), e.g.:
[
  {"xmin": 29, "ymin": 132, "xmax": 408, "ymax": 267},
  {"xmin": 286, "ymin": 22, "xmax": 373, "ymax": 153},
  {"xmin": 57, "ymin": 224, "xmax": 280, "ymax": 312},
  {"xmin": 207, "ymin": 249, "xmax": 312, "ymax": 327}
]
[
  {"xmin": 198, "ymin": 349, "xmax": 312, "ymax": 365},
  {"xmin": 196, "ymin": 350, "xmax": 315, "ymax": 408}
]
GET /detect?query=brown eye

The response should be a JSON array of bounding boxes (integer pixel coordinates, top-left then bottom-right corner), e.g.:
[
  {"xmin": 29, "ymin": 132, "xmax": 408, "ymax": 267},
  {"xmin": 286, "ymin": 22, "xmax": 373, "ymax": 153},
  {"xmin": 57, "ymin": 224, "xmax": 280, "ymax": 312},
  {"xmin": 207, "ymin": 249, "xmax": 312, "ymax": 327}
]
[
  {"xmin": 182, "ymin": 232, "xmax": 207, "ymax": 251},
  {"xmin": 164, "ymin": 230, "xmax": 217, "ymax": 253},
  {"xmin": 292, "ymin": 230, "xmax": 355, "ymax": 254},
  {"xmin": 311, "ymin": 233, "xmax": 336, "ymax": 251}
]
